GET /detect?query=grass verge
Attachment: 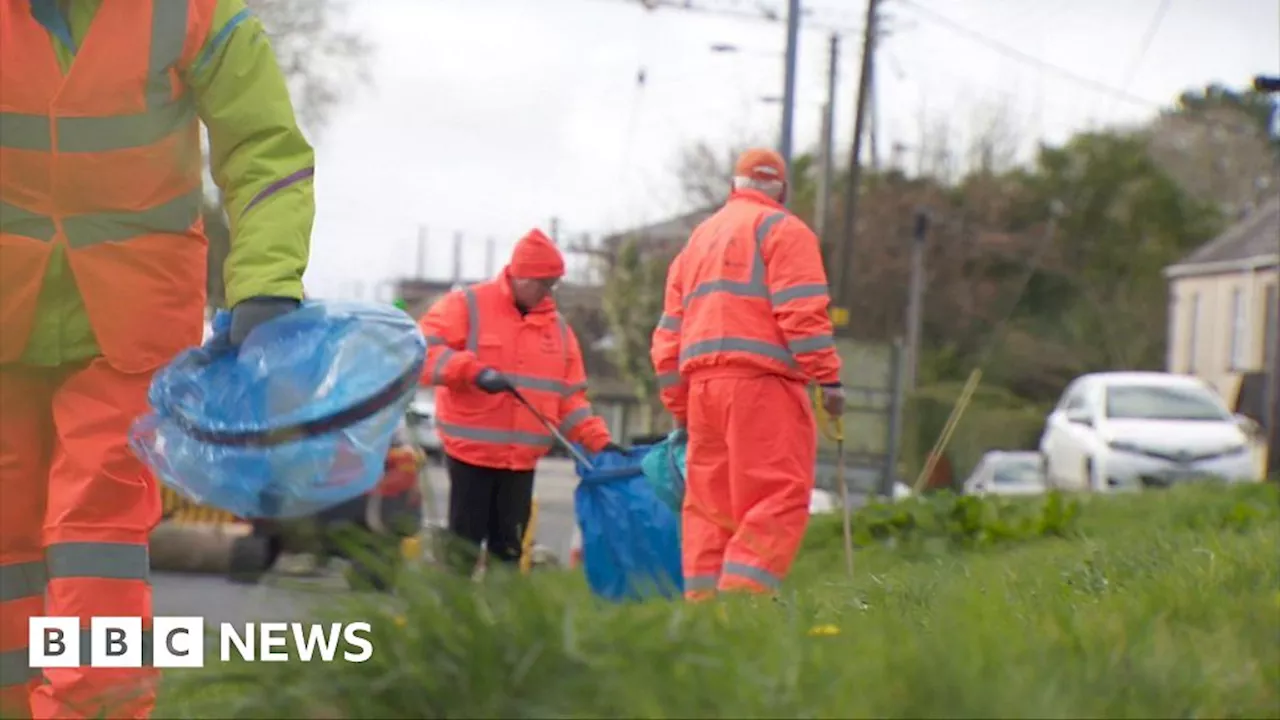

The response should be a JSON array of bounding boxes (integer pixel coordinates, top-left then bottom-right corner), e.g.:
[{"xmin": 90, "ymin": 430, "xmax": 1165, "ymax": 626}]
[{"xmin": 158, "ymin": 482, "xmax": 1280, "ymax": 719}]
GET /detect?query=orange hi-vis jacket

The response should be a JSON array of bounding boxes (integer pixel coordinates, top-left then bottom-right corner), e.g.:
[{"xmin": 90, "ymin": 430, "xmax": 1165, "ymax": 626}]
[
  {"xmin": 418, "ymin": 270, "xmax": 612, "ymax": 471},
  {"xmin": 651, "ymin": 189, "xmax": 842, "ymax": 424},
  {"xmin": 0, "ymin": 0, "xmax": 216, "ymax": 372}
]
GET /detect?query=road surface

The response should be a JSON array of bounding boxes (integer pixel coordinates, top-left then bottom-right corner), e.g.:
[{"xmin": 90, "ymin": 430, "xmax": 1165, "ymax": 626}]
[{"xmin": 152, "ymin": 457, "xmax": 583, "ymax": 625}]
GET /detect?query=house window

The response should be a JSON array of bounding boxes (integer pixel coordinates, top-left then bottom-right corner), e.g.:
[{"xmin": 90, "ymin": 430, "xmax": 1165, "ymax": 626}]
[
  {"xmin": 1186, "ymin": 292, "xmax": 1200, "ymax": 373},
  {"xmin": 1265, "ymin": 284, "xmax": 1278, "ymax": 373},
  {"xmin": 1229, "ymin": 287, "xmax": 1248, "ymax": 369}
]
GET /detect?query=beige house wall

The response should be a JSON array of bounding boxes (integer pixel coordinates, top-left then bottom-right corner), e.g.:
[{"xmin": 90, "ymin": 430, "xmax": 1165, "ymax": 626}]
[{"xmin": 1166, "ymin": 266, "xmax": 1279, "ymax": 403}]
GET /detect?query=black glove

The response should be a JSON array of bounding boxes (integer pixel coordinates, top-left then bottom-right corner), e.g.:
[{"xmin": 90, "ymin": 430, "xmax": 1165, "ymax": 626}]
[
  {"xmin": 474, "ymin": 368, "xmax": 513, "ymax": 394},
  {"xmin": 601, "ymin": 442, "xmax": 629, "ymax": 454},
  {"xmin": 228, "ymin": 296, "xmax": 300, "ymax": 346}
]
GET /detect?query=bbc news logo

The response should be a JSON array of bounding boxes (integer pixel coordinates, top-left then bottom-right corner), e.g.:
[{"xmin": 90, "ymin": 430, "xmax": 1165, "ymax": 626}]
[{"xmin": 29, "ymin": 617, "xmax": 374, "ymax": 668}]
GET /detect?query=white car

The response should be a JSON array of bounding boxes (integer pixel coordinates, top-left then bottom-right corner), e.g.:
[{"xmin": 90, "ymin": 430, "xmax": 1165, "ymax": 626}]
[
  {"xmin": 1038, "ymin": 371, "xmax": 1257, "ymax": 492},
  {"xmin": 963, "ymin": 450, "xmax": 1046, "ymax": 496},
  {"xmin": 404, "ymin": 388, "xmax": 443, "ymax": 458}
]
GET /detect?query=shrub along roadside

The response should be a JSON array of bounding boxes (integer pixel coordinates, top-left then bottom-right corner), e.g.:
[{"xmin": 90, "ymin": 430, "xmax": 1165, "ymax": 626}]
[{"xmin": 157, "ymin": 483, "xmax": 1280, "ymax": 719}]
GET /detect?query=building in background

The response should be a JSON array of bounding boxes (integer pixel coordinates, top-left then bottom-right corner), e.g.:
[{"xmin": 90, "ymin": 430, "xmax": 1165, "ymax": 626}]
[{"xmin": 1164, "ymin": 197, "xmax": 1279, "ymax": 475}]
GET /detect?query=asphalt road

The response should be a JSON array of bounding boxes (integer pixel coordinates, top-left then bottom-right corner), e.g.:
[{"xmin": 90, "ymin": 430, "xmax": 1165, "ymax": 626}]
[{"xmin": 152, "ymin": 457, "xmax": 584, "ymax": 625}]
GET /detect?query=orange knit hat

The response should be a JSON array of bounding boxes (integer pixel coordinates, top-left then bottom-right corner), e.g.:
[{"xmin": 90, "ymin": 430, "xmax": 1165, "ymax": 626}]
[{"xmin": 509, "ymin": 229, "xmax": 565, "ymax": 279}]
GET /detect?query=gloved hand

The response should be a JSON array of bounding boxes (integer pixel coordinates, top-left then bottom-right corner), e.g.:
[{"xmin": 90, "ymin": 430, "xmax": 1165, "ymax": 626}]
[
  {"xmin": 820, "ymin": 383, "xmax": 846, "ymax": 418},
  {"xmin": 601, "ymin": 442, "xmax": 629, "ymax": 454},
  {"xmin": 228, "ymin": 296, "xmax": 300, "ymax": 346},
  {"xmin": 474, "ymin": 368, "xmax": 513, "ymax": 394}
]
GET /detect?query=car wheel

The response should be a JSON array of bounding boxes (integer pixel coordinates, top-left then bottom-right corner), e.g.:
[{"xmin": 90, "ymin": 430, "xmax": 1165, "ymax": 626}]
[{"xmin": 1083, "ymin": 458, "xmax": 1096, "ymax": 492}]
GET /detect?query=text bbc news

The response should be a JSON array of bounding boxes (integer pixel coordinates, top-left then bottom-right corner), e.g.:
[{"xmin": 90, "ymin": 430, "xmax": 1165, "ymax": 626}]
[{"xmin": 28, "ymin": 617, "xmax": 374, "ymax": 668}]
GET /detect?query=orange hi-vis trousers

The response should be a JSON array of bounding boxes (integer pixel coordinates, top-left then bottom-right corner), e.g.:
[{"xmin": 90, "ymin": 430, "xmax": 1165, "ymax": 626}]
[
  {"xmin": 0, "ymin": 361, "xmax": 162, "ymax": 720},
  {"xmin": 681, "ymin": 372, "xmax": 817, "ymax": 601}
]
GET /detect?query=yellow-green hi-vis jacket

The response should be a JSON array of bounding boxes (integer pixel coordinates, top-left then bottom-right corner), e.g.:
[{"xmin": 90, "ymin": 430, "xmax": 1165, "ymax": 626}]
[{"xmin": 17, "ymin": 0, "xmax": 314, "ymax": 366}]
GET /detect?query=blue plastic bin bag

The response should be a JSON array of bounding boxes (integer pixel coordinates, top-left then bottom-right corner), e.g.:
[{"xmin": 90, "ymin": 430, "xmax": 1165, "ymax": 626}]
[
  {"xmin": 574, "ymin": 445, "xmax": 684, "ymax": 602},
  {"xmin": 129, "ymin": 300, "xmax": 427, "ymax": 520},
  {"xmin": 640, "ymin": 430, "xmax": 687, "ymax": 514}
]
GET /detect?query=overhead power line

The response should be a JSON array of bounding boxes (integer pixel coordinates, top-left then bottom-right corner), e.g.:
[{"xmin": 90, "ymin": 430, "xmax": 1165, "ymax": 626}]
[{"xmin": 582, "ymin": 0, "xmax": 865, "ymax": 36}]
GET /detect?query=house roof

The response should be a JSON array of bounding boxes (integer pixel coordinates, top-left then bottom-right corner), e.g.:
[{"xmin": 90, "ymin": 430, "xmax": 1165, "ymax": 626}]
[{"xmin": 1165, "ymin": 197, "xmax": 1280, "ymax": 278}]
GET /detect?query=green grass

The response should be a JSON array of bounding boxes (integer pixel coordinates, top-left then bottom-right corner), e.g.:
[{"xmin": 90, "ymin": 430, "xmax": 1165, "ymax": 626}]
[{"xmin": 157, "ymin": 482, "xmax": 1280, "ymax": 719}]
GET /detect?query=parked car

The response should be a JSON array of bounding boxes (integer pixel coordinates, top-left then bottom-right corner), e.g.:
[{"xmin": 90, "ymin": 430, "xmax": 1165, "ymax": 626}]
[
  {"xmin": 1038, "ymin": 371, "xmax": 1258, "ymax": 492},
  {"xmin": 963, "ymin": 450, "xmax": 1046, "ymax": 496},
  {"xmin": 405, "ymin": 387, "xmax": 443, "ymax": 458}
]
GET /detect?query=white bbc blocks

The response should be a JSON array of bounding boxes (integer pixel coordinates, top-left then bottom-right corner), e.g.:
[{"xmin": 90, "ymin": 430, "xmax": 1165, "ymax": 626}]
[{"xmin": 28, "ymin": 617, "xmax": 205, "ymax": 669}]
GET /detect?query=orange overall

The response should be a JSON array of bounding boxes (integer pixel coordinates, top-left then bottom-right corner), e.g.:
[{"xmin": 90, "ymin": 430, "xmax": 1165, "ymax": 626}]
[
  {"xmin": 0, "ymin": 2, "xmax": 217, "ymax": 717},
  {"xmin": 651, "ymin": 187, "xmax": 842, "ymax": 601}
]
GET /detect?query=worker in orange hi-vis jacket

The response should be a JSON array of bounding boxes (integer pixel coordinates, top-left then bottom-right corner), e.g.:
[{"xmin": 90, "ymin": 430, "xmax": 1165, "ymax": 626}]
[
  {"xmin": 417, "ymin": 230, "xmax": 623, "ymax": 576},
  {"xmin": 650, "ymin": 148, "xmax": 846, "ymax": 602}
]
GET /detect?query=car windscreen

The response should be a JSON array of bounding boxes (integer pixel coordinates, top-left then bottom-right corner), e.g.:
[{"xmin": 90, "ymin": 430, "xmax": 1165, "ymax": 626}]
[
  {"xmin": 1104, "ymin": 384, "xmax": 1229, "ymax": 421},
  {"xmin": 992, "ymin": 459, "xmax": 1041, "ymax": 485}
]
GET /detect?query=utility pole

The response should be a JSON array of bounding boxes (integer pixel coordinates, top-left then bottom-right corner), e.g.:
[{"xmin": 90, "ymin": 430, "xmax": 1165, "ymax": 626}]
[
  {"xmin": 903, "ymin": 209, "xmax": 929, "ymax": 393},
  {"xmin": 868, "ymin": 66, "xmax": 881, "ymax": 171},
  {"xmin": 832, "ymin": 0, "xmax": 880, "ymax": 316},
  {"xmin": 1255, "ymin": 73, "xmax": 1280, "ymax": 476},
  {"xmin": 815, "ymin": 33, "xmax": 839, "ymax": 251},
  {"xmin": 778, "ymin": 0, "xmax": 802, "ymax": 174},
  {"xmin": 415, "ymin": 226, "xmax": 428, "ymax": 279},
  {"xmin": 549, "ymin": 217, "xmax": 561, "ymax": 244}
]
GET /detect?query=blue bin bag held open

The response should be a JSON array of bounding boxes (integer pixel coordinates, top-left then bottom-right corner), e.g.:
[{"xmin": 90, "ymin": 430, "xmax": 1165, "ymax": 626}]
[
  {"xmin": 129, "ymin": 300, "xmax": 427, "ymax": 520},
  {"xmin": 640, "ymin": 430, "xmax": 687, "ymax": 515},
  {"xmin": 574, "ymin": 445, "xmax": 684, "ymax": 602}
]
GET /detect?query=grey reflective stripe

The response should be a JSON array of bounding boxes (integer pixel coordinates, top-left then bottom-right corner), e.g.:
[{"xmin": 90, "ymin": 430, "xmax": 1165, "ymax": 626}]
[
  {"xmin": 0, "ymin": 1, "xmax": 194, "ymax": 153},
  {"xmin": 559, "ymin": 407, "xmax": 591, "ymax": 434},
  {"xmin": 683, "ymin": 211, "xmax": 785, "ymax": 307},
  {"xmin": 425, "ymin": 336, "xmax": 450, "ymax": 348},
  {"xmin": 679, "ymin": 338, "xmax": 797, "ymax": 369},
  {"xmin": 657, "ymin": 372, "xmax": 681, "ymax": 389},
  {"xmin": 463, "ymin": 288, "xmax": 480, "ymax": 352},
  {"xmin": 684, "ymin": 574, "xmax": 719, "ymax": 592},
  {"xmin": 2, "ymin": 191, "xmax": 202, "ymax": 248},
  {"xmin": 787, "ymin": 334, "xmax": 835, "ymax": 354},
  {"xmin": 722, "ymin": 561, "xmax": 781, "ymax": 590},
  {"xmin": 771, "ymin": 283, "xmax": 828, "ymax": 305},
  {"xmin": 506, "ymin": 373, "xmax": 576, "ymax": 396},
  {"xmin": 45, "ymin": 542, "xmax": 149, "ymax": 582},
  {"xmin": 0, "ymin": 561, "xmax": 46, "ymax": 602},
  {"xmin": 430, "ymin": 348, "xmax": 456, "ymax": 385},
  {"xmin": 0, "ymin": 648, "xmax": 37, "ymax": 688},
  {"xmin": 565, "ymin": 382, "xmax": 587, "ymax": 395},
  {"xmin": 147, "ymin": 0, "xmax": 190, "ymax": 108},
  {"xmin": 63, "ymin": 190, "xmax": 202, "ymax": 248},
  {"xmin": 657, "ymin": 314, "xmax": 681, "ymax": 332},
  {"xmin": 0, "ymin": 112, "xmax": 49, "ymax": 152},
  {"xmin": 436, "ymin": 423, "xmax": 553, "ymax": 448},
  {"xmin": 57, "ymin": 97, "xmax": 196, "ymax": 154},
  {"xmin": 0, "ymin": 200, "xmax": 56, "ymax": 241}
]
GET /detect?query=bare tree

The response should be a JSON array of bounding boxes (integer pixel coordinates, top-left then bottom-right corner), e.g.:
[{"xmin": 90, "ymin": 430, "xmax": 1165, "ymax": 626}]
[
  {"xmin": 246, "ymin": 0, "xmax": 374, "ymax": 138},
  {"xmin": 601, "ymin": 238, "xmax": 670, "ymax": 433}
]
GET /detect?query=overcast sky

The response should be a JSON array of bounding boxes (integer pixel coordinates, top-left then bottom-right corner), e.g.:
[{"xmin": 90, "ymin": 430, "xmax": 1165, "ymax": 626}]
[{"xmin": 298, "ymin": 0, "xmax": 1280, "ymax": 299}]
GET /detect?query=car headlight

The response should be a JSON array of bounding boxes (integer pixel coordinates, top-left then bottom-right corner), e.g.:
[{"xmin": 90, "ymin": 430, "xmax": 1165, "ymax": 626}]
[{"xmin": 1107, "ymin": 440, "xmax": 1144, "ymax": 453}]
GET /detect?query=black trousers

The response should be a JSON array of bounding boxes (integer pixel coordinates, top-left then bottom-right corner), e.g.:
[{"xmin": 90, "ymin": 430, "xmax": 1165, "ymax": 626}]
[{"xmin": 443, "ymin": 454, "xmax": 535, "ymax": 574}]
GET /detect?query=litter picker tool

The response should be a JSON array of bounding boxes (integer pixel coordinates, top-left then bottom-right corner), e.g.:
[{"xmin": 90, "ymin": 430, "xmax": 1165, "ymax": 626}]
[
  {"xmin": 507, "ymin": 387, "xmax": 596, "ymax": 470},
  {"xmin": 814, "ymin": 385, "xmax": 854, "ymax": 579}
]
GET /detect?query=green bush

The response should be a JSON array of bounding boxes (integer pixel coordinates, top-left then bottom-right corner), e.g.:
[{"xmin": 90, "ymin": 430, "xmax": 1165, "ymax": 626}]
[{"xmin": 158, "ymin": 483, "xmax": 1280, "ymax": 719}]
